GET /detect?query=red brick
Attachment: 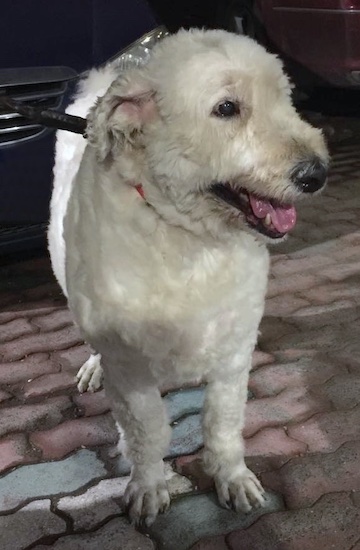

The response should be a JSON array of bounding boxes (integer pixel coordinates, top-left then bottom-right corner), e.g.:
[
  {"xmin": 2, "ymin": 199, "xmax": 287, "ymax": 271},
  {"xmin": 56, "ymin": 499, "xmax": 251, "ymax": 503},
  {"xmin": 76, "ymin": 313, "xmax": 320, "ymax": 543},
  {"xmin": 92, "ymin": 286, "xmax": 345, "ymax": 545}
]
[
  {"xmin": 175, "ymin": 453, "xmax": 213, "ymax": 491},
  {"xmin": 0, "ymin": 306, "xmax": 60, "ymax": 324},
  {"xmin": 31, "ymin": 309, "xmax": 73, "ymax": 332},
  {"xmin": 249, "ymin": 360, "xmax": 344, "ymax": 398},
  {"xmin": 266, "ymin": 274, "xmax": 319, "ymax": 299},
  {"xmin": 316, "ymin": 374, "xmax": 360, "ymax": 409},
  {"xmin": 245, "ymin": 427, "xmax": 307, "ymax": 458},
  {"xmin": 0, "ymin": 389, "xmax": 11, "ymax": 403},
  {"xmin": 262, "ymin": 441, "xmax": 360, "ymax": 509},
  {"xmin": 52, "ymin": 344, "xmax": 91, "ymax": 373},
  {"xmin": 0, "ymin": 434, "xmax": 33, "ymax": 474},
  {"xmin": 30, "ymin": 414, "xmax": 118, "ymax": 459},
  {"xmin": 251, "ymin": 350, "xmax": 274, "ymax": 370},
  {"xmin": 22, "ymin": 372, "xmax": 77, "ymax": 398},
  {"xmin": 244, "ymin": 387, "xmax": 331, "ymax": 438},
  {"xmin": 0, "ymin": 318, "xmax": 35, "ymax": 343},
  {"xmin": 270, "ymin": 255, "xmax": 333, "ymax": 277},
  {"xmin": 74, "ymin": 390, "xmax": 110, "ymax": 417},
  {"xmin": 0, "ymin": 325, "xmax": 83, "ymax": 362},
  {"xmin": 227, "ymin": 493, "xmax": 360, "ymax": 550},
  {"xmin": 0, "ymin": 353, "xmax": 58, "ymax": 385},
  {"xmin": 190, "ymin": 536, "xmax": 229, "ymax": 550},
  {"xmin": 0, "ymin": 396, "xmax": 72, "ymax": 437},
  {"xmin": 288, "ymin": 406, "xmax": 360, "ymax": 453},
  {"xmin": 265, "ymin": 295, "xmax": 310, "ymax": 317}
]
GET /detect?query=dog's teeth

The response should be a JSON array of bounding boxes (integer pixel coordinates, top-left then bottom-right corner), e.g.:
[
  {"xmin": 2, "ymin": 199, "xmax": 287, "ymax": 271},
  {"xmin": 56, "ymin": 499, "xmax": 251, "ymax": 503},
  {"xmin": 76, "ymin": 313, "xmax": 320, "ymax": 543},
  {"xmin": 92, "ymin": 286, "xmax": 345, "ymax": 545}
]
[{"xmin": 264, "ymin": 214, "xmax": 271, "ymax": 226}]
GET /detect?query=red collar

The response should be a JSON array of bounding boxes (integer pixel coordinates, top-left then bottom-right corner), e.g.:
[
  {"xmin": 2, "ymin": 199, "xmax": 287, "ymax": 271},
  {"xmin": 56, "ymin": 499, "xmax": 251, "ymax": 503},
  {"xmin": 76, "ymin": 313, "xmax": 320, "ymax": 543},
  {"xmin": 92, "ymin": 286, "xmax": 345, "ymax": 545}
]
[{"xmin": 135, "ymin": 184, "xmax": 145, "ymax": 199}]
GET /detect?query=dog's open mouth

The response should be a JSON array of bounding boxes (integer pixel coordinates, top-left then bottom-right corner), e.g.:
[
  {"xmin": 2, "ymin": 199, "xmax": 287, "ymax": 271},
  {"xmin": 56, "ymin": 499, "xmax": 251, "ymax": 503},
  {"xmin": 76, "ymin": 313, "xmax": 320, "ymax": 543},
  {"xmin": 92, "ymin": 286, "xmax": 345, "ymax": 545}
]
[{"xmin": 210, "ymin": 183, "xmax": 297, "ymax": 239}]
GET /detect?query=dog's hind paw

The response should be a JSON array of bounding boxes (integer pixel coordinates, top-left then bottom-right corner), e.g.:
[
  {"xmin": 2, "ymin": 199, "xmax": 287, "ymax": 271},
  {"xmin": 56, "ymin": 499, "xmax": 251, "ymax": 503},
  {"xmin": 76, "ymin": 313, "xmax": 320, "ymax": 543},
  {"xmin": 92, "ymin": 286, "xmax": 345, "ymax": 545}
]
[
  {"xmin": 215, "ymin": 466, "xmax": 266, "ymax": 513},
  {"xmin": 76, "ymin": 353, "xmax": 103, "ymax": 393}
]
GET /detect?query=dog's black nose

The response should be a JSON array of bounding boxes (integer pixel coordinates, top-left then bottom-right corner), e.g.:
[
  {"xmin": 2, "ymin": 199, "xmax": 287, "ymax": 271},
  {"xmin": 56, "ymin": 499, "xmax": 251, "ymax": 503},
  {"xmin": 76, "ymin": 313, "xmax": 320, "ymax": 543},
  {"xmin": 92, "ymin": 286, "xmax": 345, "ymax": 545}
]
[{"xmin": 291, "ymin": 158, "xmax": 328, "ymax": 193}]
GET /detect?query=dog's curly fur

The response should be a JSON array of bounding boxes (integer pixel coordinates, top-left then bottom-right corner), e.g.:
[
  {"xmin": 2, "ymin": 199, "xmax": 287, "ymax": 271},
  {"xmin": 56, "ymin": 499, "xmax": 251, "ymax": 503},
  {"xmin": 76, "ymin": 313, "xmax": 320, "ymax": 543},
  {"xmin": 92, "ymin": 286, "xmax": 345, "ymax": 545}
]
[{"xmin": 48, "ymin": 29, "xmax": 328, "ymax": 525}]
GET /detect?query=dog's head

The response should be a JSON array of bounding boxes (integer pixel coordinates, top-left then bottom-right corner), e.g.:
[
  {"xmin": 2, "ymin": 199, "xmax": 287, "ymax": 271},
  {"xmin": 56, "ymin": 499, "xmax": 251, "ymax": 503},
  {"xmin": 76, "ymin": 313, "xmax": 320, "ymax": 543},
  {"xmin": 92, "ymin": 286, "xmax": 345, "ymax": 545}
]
[{"xmin": 87, "ymin": 29, "xmax": 329, "ymax": 242}]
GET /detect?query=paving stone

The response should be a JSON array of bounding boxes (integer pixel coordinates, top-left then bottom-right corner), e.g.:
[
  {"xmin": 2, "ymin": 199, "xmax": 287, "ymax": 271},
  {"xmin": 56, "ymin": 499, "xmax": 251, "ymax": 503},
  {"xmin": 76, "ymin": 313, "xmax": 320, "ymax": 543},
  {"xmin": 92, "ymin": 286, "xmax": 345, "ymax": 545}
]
[
  {"xmin": 251, "ymin": 350, "xmax": 274, "ymax": 370},
  {"xmin": 288, "ymin": 405, "xmax": 360, "ymax": 453},
  {"xmin": 175, "ymin": 453, "xmax": 213, "ymax": 491},
  {"xmin": 245, "ymin": 427, "xmax": 307, "ymax": 457},
  {"xmin": 52, "ymin": 344, "xmax": 91, "ymax": 373},
  {"xmin": 74, "ymin": 389, "xmax": 110, "ymax": 416},
  {"xmin": 0, "ymin": 353, "xmax": 58, "ymax": 385},
  {"xmin": 164, "ymin": 461, "xmax": 193, "ymax": 496},
  {"xmin": 266, "ymin": 274, "xmax": 319, "ymax": 299},
  {"xmin": 190, "ymin": 536, "xmax": 229, "ymax": 550},
  {"xmin": 262, "ymin": 441, "xmax": 360, "ymax": 509},
  {"xmin": 168, "ymin": 413, "xmax": 203, "ymax": 457},
  {"xmin": 249, "ymin": 359, "xmax": 343, "ymax": 398},
  {"xmin": 227, "ymin": 492, "xmax": 360, "ymax": 550},
  {"xmin": 165, "ymin": 387, "xmax": 205, "ymax": 423},
  {"xmin": 0, "ymin": 317, "xmax": 35, "ymax": 343},
  {"xmin": 0, "ymin": 434, "xmax": 33, "ymax": 474},
  {"xmin": 270, "ymin": 254, "xmax": 333, "ymax": 277},
  {"xmin": 33, "ymin": 517, "xmax": 155, "ymax": 550},
  {"xmin": 30, "ymin": 414, "xmax": 118, "ymax": 459},
  {"xmin": 0, "ymin": 389, "xmax": 11, "ymax": 402},
  {"xmin": 0, "ymin": 325, "xmax": 83, "ymax": 361},
  {"xmin": 0, "ymin": 499, "xmax": 66, "ymax": 550},
  {"xmin": 147, "ymin": 491, "xmax": 284, "ymax": 550},
  {"xmin": 23, "ymin": 371, "xmax": 77, "ymax": 398},
  {"xmin": 265, "ymin": 295, "xmax": 310, "ymax": 317},
  {"xmin": 0, "ymin": 449, "xmax": 107, "ymax": 512},
  {"xmin": 0, "ymin": 396, "xmax": 72, "ymax": 437},
  {"xmin": 31, "ymin": 308, "xmax": 73, "ymax": 331},
  {"xmin": 243, "ymin": 387, "xmax": 331, "ymax": 438},
  {"xmin": 317, "ymin": 373, "xmax": 360, "ymax": 409},
  {"xmin": 57, "ymin": 477, "xmax": 128, "ymax": 530}
]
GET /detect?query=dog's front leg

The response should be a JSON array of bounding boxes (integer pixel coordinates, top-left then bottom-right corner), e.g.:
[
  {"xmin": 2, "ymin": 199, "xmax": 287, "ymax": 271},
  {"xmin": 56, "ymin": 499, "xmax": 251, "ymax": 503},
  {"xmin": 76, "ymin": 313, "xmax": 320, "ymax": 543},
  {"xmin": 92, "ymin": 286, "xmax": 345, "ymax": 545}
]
[
  {"xmin": 202, "ymin": 367, "xmax": 265, "ymax": 513},
  {"xmin": 102, "ymin": 354, "xmax": 171, "ymax": 526}
]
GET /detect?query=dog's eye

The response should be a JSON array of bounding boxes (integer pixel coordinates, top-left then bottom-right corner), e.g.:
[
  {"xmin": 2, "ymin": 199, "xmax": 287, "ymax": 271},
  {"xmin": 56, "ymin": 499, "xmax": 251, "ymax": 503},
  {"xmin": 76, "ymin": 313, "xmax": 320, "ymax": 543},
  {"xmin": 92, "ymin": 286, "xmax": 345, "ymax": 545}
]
[{"xmin": 213, "ymin": 100, "xmax": 240, "ymax": 118}]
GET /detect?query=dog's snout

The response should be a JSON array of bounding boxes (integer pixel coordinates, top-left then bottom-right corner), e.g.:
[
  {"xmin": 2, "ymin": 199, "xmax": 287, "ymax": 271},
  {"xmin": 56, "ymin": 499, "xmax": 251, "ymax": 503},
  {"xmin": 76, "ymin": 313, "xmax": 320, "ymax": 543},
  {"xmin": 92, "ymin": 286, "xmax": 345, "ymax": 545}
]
[{"xmin": 291, "ymin": 158, "xmax": 328, "ymax": 194}]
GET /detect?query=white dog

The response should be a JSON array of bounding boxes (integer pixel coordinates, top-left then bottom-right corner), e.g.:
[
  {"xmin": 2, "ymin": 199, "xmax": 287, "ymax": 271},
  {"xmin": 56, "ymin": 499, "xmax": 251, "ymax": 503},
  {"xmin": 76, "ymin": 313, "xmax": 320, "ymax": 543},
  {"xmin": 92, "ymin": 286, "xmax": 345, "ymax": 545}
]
[{"xmin": 48, "ymin": 29, "xmax": 328, "ymax": 525}]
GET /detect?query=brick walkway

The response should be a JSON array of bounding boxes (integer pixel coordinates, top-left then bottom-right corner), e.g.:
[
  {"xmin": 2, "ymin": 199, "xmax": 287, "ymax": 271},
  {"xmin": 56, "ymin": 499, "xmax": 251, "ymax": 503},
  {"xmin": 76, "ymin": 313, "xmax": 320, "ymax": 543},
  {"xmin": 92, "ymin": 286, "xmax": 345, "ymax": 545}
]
[{"xmin": 1, "ymin": 115, "xmax": 360, "ymax": 549}]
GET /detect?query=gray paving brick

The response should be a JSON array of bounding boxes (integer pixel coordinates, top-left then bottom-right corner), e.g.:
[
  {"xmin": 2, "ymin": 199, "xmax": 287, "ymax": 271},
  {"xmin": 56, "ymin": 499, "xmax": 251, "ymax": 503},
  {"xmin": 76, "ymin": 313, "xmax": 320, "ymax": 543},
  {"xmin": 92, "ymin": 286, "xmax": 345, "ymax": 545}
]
[
  {"xmin": 0, "ymin": 449, "xmax": 106, "ymax": 512},
  {"xmin": 0, "ymin": 499, "xmax": 66, "ymax": 550}
]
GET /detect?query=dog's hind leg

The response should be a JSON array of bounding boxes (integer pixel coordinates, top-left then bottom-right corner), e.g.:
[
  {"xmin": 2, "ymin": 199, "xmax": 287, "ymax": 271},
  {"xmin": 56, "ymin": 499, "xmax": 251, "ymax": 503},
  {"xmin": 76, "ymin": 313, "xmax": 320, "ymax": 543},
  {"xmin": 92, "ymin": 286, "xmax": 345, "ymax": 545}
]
[
  {"xmin": 202, "ymin": 361, "xmax": 266, "ymax": 513},
  {"xmin": 102, "ymin": 351, "xmax": 172, "ymax": 526}
]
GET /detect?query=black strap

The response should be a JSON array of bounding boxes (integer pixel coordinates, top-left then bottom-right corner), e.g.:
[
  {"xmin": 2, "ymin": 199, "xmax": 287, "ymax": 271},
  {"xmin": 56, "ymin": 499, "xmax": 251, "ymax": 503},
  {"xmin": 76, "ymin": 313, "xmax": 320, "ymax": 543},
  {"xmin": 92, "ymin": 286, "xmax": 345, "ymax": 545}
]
[{"xmin": 0, "ymin": 94, "xmax": 87, "ymax": 136}]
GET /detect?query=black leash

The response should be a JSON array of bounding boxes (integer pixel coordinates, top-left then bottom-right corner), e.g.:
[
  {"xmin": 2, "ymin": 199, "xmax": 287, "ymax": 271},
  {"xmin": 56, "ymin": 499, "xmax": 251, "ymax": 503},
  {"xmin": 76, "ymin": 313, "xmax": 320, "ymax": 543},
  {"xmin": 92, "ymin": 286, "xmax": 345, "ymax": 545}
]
[{"xmin": 0, "ymin": 94, "xmax": 87, "ymax": 136}]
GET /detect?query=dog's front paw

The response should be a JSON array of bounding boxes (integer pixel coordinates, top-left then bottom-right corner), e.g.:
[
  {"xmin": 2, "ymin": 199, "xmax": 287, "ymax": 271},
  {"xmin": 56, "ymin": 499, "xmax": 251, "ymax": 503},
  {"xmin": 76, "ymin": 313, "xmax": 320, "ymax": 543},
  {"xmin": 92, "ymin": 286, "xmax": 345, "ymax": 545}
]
[
  {"xmin": 214, "ymin": 466, "xmax": 265, "ymax": 513},
  {"xmin": 76, "ymin": 354, "xmax": 103, "ymax": 392},
  {"xmin": 124, "ymin": 478, "xmax": 170, "ymax": 526}
]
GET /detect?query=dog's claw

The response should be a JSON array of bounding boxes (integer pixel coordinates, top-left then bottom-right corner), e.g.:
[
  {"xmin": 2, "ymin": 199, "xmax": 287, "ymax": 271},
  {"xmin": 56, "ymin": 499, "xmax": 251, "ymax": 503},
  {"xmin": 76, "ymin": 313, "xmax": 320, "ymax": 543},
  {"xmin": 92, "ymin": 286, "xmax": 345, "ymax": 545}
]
[{"xmin": 215, "ymin": 467, "xmax": 266, "ymax": 514}]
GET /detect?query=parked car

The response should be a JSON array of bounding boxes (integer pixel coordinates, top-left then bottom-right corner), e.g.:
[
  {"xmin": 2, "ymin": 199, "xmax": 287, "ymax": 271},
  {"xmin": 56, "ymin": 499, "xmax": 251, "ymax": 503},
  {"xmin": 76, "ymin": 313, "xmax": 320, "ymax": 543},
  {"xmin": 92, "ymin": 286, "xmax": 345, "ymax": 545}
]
[
  {"xmin": 212, "ymin": 0, "xmax": 360, "ymax": 90},
  {"xmin": 0, "ymin": 0, "xmax": 166, "ymax": 254}
]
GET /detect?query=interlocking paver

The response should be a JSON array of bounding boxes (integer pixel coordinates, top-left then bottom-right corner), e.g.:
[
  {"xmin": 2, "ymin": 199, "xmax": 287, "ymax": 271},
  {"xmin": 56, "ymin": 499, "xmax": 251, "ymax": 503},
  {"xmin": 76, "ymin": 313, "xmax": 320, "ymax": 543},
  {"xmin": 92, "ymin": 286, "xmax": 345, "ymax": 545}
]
[
  {"xmin": 226, "ymin": 492, "xmax": 360, "ymax": 550},
  {"xmin": 0, "ymin": 396, "xmax": 71, "ymax": 437},
  {"xmin": 147, "ymin": 492, "xmax": 284, "ymax": 550},
  {"xmin": 0, "ymin": 434, "xmax": 33, "ymax": 474},
  {"xmin": 262, "ymin": 441, "xmax": 360, "ymax": 509},
  {"xmin": 0, "ymin": 499, "xmax": 66, "ymax": 550},
  {"xmin": 288, "ymin": 405, "xmax": 360, "ymax": 453},
  {"xmin": 30, "ymin": 414, "xmax": 118, "ymax": 459},
  {"xmin": 0, "ymin": 318, "xmax": 35, "ymax": 343},
  {"xmin": 0, "ymin": 325, "xmax": 82, "ymax": 362},
  {"xmin": 0, "ymin": 449, "xmax": 106, "ymax": 512},
  {"xmin": 0, "ymin": 353, "xmax": 58, "ymax": 384},
  {"xmin": 33, "ymin": 517, "xmax": 155, "ymax": 550},
  {"xmin": 23, "ymin": 371, "xmax": 76, "ymax": 398}
]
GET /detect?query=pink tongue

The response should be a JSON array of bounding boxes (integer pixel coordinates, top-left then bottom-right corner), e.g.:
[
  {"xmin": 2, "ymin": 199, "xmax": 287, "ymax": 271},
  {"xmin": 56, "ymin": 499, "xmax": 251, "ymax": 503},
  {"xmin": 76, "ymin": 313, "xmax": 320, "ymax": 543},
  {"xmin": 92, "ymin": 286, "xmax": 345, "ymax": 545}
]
[{"xmin": 249, "ymin": 195, "xmax": 297, "ymax": 233}]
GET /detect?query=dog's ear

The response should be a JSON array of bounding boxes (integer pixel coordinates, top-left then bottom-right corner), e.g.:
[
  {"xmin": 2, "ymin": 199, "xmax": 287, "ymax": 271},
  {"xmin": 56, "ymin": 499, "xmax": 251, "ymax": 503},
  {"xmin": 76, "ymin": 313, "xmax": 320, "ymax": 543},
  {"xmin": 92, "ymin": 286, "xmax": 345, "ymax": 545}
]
[{"xmin": 86, "ymin": 69, "xmax": 156, "ymax": 161}]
